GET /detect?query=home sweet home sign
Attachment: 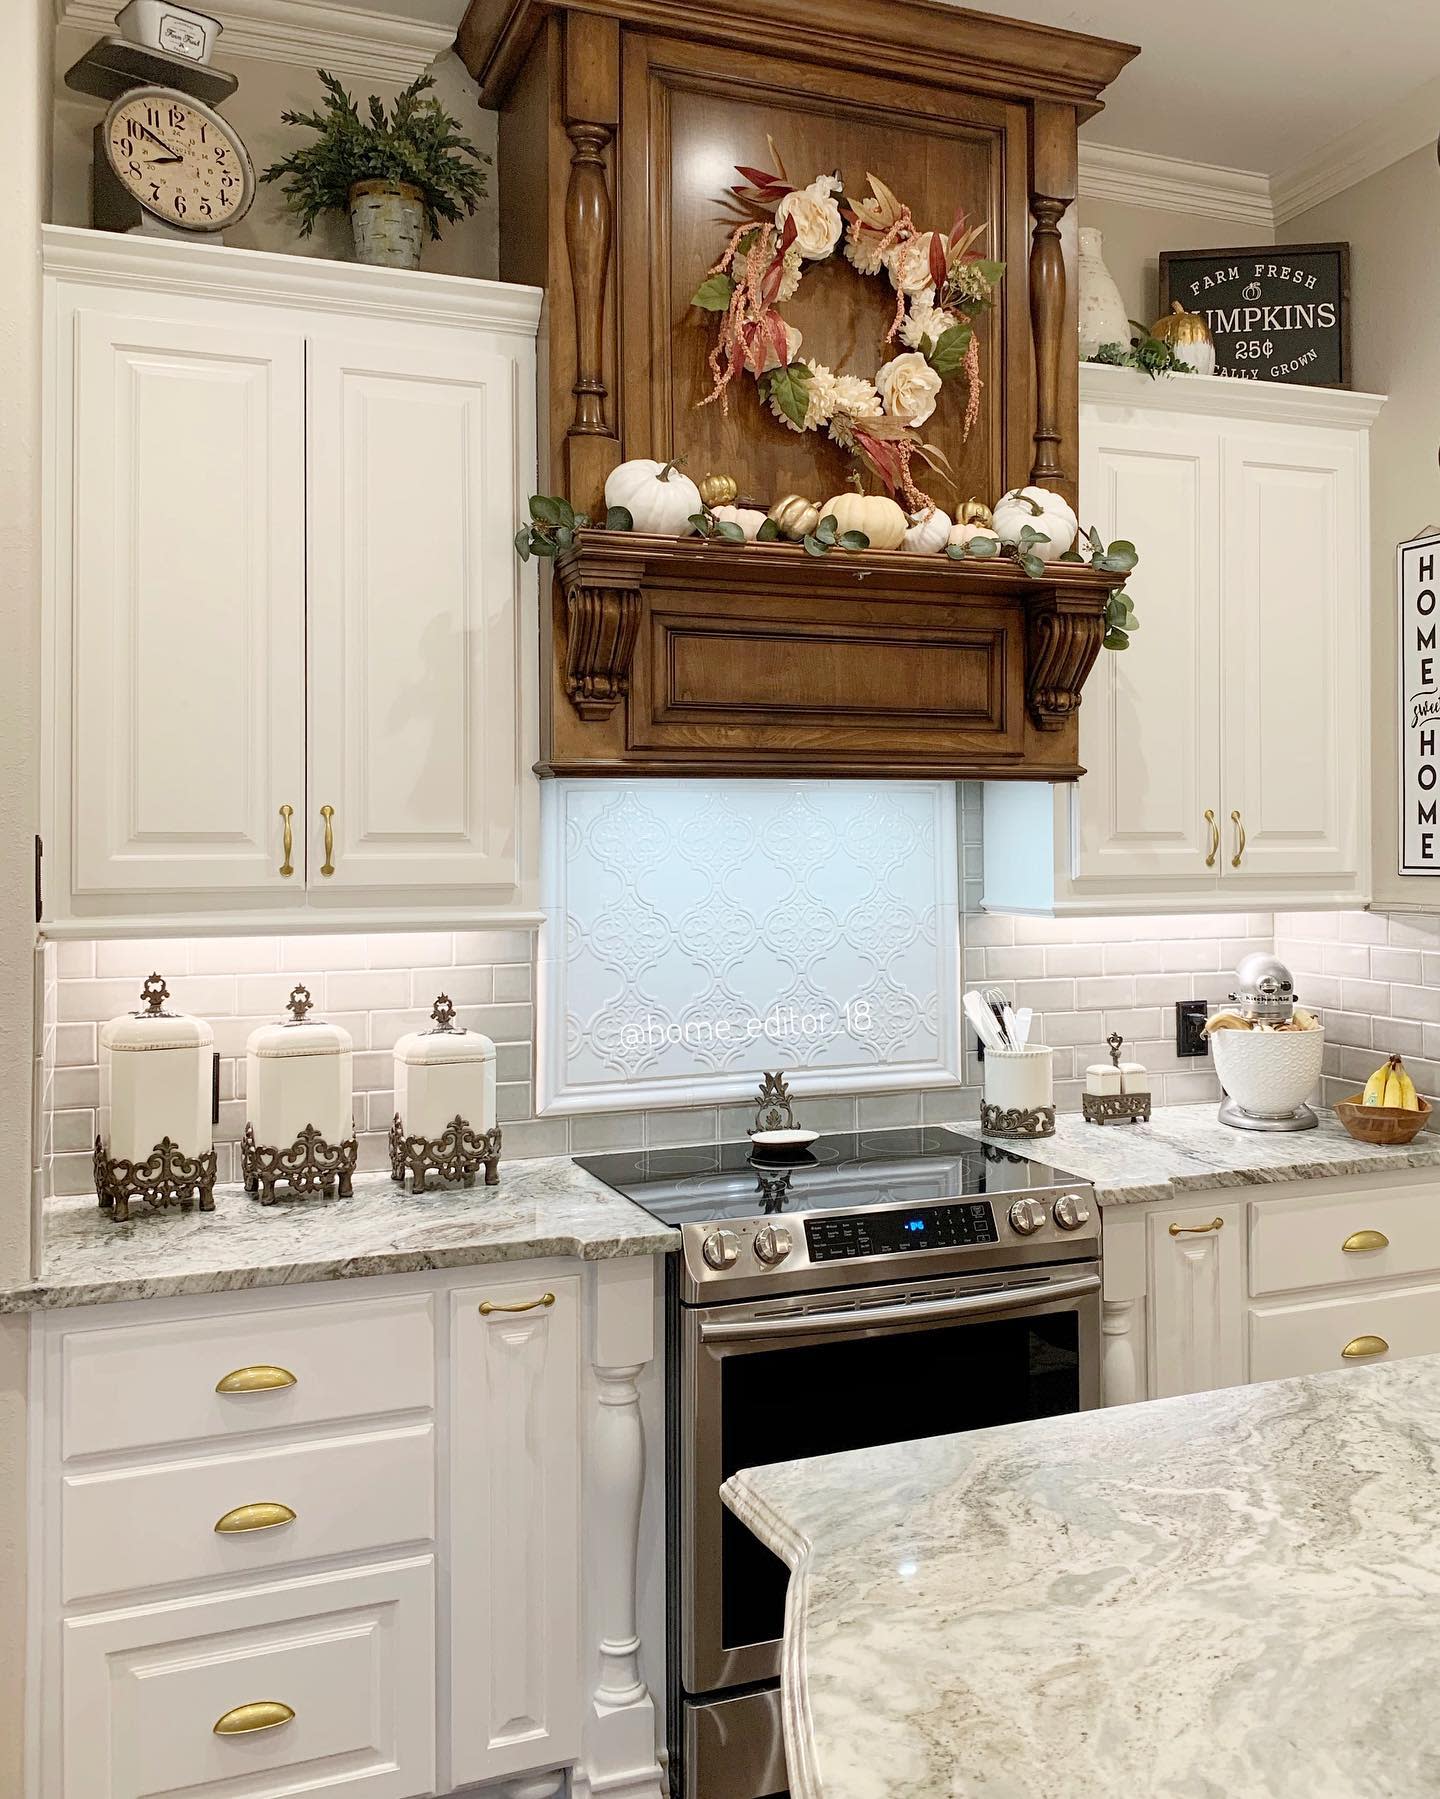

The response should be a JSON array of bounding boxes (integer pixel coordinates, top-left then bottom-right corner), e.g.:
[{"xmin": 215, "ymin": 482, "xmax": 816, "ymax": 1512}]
[
  {"xmin": 1400, "ymin": 532, "xmax": 1440, "ymax": 874},
  {"xmin": 1159, "ymin": 243, "xmax": 1349, "ymax": 386}
]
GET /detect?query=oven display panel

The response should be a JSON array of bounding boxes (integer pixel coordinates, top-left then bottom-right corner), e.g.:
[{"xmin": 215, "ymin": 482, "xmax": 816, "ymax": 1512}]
[{"xmin": 806, "ymin": 1202, "xmax": 998, "ymax": 1262}]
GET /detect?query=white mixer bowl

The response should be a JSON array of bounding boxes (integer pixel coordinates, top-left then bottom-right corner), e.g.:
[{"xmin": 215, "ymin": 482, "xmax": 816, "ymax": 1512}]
[{"xmin": 1210, "ymin": 1026, "xmax": 1325, "ymax": 1120}]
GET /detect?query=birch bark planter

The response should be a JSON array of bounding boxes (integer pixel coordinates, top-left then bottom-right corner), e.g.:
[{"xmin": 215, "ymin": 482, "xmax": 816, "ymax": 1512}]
[{"xmin": 349, "ymin": 180, "xmax": 425, "ymax": 269}]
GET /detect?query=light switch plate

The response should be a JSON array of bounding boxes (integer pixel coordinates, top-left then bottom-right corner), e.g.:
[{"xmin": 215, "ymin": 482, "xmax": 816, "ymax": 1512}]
[{"xmin": 1176, "ymin": 1000, "xmax": 1210, "ymax": 1059}]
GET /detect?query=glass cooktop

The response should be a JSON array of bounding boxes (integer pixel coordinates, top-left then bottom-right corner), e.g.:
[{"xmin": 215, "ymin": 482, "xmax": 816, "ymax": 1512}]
[{"xmin": 574, "ymin": 1126, "xmax": 1088, "ymax": 1226}]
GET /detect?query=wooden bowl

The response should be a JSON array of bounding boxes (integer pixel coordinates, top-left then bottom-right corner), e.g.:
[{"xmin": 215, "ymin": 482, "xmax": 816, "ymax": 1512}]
[{"xmin": 1335, "ymin": 1093, "xmax": 1433, "ymax": 1146}]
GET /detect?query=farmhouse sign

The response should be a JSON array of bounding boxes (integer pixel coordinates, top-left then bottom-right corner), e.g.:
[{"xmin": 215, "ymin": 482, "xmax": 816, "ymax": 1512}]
[
  {"xmin": 1159, "ymin": 243, "xmax": 1349, "ymax": 387},
  {"xmin": 1399, "ymin": 531, "xmax": 1440, "ymax": 875}
]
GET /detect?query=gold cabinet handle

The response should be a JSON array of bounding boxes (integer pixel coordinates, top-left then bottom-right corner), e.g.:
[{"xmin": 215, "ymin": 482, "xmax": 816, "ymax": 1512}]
[
  {"xmin": 320, "ymin": 803, "xmax": 335, "ymax": 877},
  {"xmin": 278, "ymin": 804, "xmax": 294, "ymax": 878},
  {"xmin": 214, "ymin": 1501, "xmax": 296, "ymax": 1535},
  {"xmin": 479, "ymin": 1291, "xmax": 556, "ymax": 1316},
  {"xmin": 1230, "ymin": 809, "xmax": 1246, "ymax": 868},
  {"xmin": 1169, "ymin": 1216, "xmax": 1224, "ymax": 1237},
  {"xmin": 215, "ymin": 1364, "xmax": 297, "ymax": 1394},
  {"xmin": 1341, "ymin": 1334, "xmax": 1389, "ymax": 1360},
  {"xmin": 214, "ymin": 1700, "xmax": 295, "ymax": 1737},
  {"xmin": 1342, "ymin": 1229, "xmax": 1390, "ymax": 1254},
  {"xmin": 1204, "ymin": 808, "xmax": 1219, "ymax": 868}
]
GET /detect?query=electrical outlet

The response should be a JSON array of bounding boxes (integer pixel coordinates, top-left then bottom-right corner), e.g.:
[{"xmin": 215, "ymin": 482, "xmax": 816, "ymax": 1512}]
[{"xmin": 1176, "ymin": 1000, "xmax": 1210, "ymax": 1059}]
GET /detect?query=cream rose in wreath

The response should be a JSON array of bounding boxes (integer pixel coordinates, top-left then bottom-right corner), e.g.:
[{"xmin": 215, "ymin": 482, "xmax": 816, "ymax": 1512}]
[{"xmin": 691, "ymin": 139, "xmax": 1004, "ymax": 512}]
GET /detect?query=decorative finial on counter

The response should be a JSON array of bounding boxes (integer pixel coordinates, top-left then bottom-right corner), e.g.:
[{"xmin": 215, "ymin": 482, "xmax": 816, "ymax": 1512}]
[
  {"xmin": 287, "ymin": 983, "xmax": 314, "ymax": 1021},
  {"xmin": 753, "ymin": 1070, "xmax": 796, "ymax": 1135},
  {"xmin": 429, "ymin": 994, "xmax": 458, "ymax": 1032},
  {"xmin": 138, "ymin": 973, "xmax": 171, "ymax": 1016}
]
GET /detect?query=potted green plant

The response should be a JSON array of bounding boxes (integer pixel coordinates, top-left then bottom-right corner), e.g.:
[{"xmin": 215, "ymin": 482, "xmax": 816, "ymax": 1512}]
[{"xmin": 260, "ymin": 70, "xmax": 490, "ymax": 270}]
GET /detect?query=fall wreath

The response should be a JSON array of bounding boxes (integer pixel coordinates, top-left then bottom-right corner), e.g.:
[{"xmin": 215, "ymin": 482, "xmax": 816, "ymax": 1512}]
[{"xmin": 691, "ymin": 141, "xmax": 1004, "ymax": 512}]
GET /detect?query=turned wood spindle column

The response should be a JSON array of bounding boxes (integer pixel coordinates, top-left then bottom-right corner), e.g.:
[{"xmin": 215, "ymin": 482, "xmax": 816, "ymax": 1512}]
[
  {"xmin": 1028, "ymin": 191, "xmax": 1071, "ymax": 491},
  {"xmin": 565, "ymin": 121, "xmax": 613, "ymax": 441}
]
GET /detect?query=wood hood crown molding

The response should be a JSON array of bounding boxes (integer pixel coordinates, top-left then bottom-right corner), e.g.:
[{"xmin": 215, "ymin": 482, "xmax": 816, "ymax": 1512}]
[{"xmin": 457, "ymin": 0, "xmax": 1138, "ymax": 114}]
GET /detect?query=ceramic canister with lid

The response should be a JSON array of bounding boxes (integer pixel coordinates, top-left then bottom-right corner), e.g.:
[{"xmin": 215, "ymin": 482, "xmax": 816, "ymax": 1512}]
[
  {"xmin": 245, "ymin": 984, "xmax": 355, "ymax": 1150},
  {"xmin": 99, "ymin": 973, "xmax": 214, "ymax": 1164},
  {"xmin": 393, "ymin": 994, "xmax": 497, "ymax": 1140}
]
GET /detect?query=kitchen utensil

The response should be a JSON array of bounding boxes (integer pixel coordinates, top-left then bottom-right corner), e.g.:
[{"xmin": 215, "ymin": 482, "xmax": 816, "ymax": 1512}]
[
  {"xmin": 964, "ymin": 990, "xmax": 1006, "ymax": 1052},
  {"xmin": 1335, "ymin": 1093, "xmax": 1432, "ymax": 1146},
  {"xmin": 1212, "ymin": 953, "xmax": 1320, "ymax": 1131},
  {"xmin": 1012, "ymin": 1007, "xmax": 1033, "ymax": 1048}
]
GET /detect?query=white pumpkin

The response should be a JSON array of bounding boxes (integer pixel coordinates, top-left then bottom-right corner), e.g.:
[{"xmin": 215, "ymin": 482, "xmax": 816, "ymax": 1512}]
[
  {"xmin": 712, "ymin": 504, "xmax": 767, "ymax": 542},
  {"xmin": 902, "ymin": 507, "xmax": 953, "ymax": 554},
  {"xmin": 990, "ymin": 485, "xmax": 1078, "ymax": 562},
  {"xmin": 604, "ymin": 458, "xmax": 701, "ymax": 536},
  {"xmin": 821, "ymin": 492, "xmax": 907, "ymax": 551},
  {"xmin": 946, "ymin": 522, "xmax": 1002, "ymax": 555}
]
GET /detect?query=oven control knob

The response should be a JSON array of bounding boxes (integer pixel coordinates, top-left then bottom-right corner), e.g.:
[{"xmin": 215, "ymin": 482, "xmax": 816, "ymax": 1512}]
[
  {"xmin": 1053, "ymin": 1193, "xmax": 1092, "ymax": 1232},
  {"xmin": 1008, "ymin": 1198, "xmax": 1047, "ymax": 1236},
  {"xmin": 753, "ymin": 1224, "xmax": 793, "ymax": 1267},
  {"xmin": 702, "ymin": 1229, "xmax": 740, "ymax": 1271}
]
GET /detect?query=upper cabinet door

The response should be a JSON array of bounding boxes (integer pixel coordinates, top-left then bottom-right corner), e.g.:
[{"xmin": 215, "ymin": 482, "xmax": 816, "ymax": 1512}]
[
  {"xmin": 1219, "ymin": 432, "xmax": 1364, "ymax": 885},
  {"xmin": 306, "ymin": 331, "xmax": 523, "ymax": 893},
  {"xmin": 1072, "ymin": 413, "xmax": 1222, "ymax": 887},
  {"xmin": 69, "ymin": 308, "xmax": 306, "ymax": 895}
]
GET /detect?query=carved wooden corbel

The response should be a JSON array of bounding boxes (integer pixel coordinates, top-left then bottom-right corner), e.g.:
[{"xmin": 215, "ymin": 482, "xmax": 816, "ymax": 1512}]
[
  {"xmin": 558, "ymin": 543, "xmax": 643, "ymax": 721},
  {"xmin": 1025, "ymin": 591, "xmax": 1106, "ymax": 731}
]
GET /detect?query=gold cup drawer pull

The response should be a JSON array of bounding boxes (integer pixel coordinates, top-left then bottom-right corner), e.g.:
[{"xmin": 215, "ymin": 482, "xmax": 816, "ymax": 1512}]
[
  {"xmin": 1169, "ymin": 1216, "xmax": 1225, "ymax": 1237},
  {"xmin": 479, "ymin": 1291, "xmax": 556, "ymax": 1316},
  {"xmin": 1342, "ymin": 1229, "xmax": 1390, "ymax": 1254},
  {"xmin": 1341, "ymin": 1334, "xmax": 1389, "ymax": 1360},
  {"xmin": 214, "ymin": 1700, "xmax": 295, "ymax": 1737},
  {"xmin": 215, "ymin": 1364, "xmax": 297, "ymax": 1395},
  {"xmin": 214, "ymin": 1501, "xmax": 296, "ymax": 1535}
]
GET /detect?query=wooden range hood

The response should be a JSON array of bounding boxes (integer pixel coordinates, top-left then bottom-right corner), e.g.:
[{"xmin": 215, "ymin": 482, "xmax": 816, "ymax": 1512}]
[{"xmin": 459, "ymin": 0, "xmax": 1138, "ymax": 780}]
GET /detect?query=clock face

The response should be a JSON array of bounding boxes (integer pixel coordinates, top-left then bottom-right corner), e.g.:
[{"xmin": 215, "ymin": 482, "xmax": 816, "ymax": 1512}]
[{"xmin": 103, "ymin": 87, "xmax": 254, "ymax": 232}]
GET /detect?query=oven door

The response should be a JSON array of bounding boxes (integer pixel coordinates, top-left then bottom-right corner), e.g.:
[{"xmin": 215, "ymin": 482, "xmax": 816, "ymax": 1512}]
[{"xmin": 680, "ymin": 1260, "xmax": 1101, "ymax": 1697}]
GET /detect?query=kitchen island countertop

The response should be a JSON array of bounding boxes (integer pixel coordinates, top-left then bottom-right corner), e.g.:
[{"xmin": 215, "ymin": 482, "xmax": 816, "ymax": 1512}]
[
  {"xmin": 975, "ymin": 1101, "xmax": 1440, "ymax": 1205},
  {"xmin": 723, "ymin": 1354, "xmax": 1440, "ymax": 1799},
  {"xmin": 1, "ymin": 1158, "xmax": 677, "ymax": 1312}
]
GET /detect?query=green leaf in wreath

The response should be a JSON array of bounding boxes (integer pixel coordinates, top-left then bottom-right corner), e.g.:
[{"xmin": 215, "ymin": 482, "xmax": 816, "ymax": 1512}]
[
  {"xmin": 690, "ymin": 272, "xmax": 735, "ymax": 312},
  {"xmin": 1020, "ymin": 553, "xmax": 1047, "ymax": 578},
  {"xmin": 757, "ymin": 517, "xmax": 780, "ymax": 542},
  {"xmin": 966, "ymin": 535, "xmax": 999, "ymax": 559},
  {"xmin": 926, "ymin": 323, "xmax": 973, "ymax": 379},
  {"xmin": 815, "ymin": 513, "xmax": 839, "ymax": 543},
  {"xmin": 1057, "ymin": 549, "xmax": 1085, "ymax": 563},
  {"xmin": 529, "ymin": 494, "xmax": 563, "ymax": 525},
  {"xmin": 802, "ymin": 533, "xmax": 828, "ymax": 557},
  {"xmin": 513, "ymin": 527, "xmax": 532, "ymax": 562},
  {"xmin": 554, "ymin": 496, "xmax": 577, "ymax": 530},
  {"xmin": 1088, "ymin": 525, "xmax": 1105, "ymax": 558},
  {"xmin": 1104, "ymin": 540, "xmax": 1139, "ymax": 573},
  {"xmin": 838, "ymin": 530, "xmax": 870, "ymax": 550},
  {"xmin": 605, "ymin": 505, "xmax": 633, "ymax": 532},
  {"xmin": 554, "ymin": 525, "xmax": 574, "ymax": 551},
  {"xmin": 1104, "ymin": 627, "xmax": 1131, "ymax": 651},
  {"xmin": 715, "ymin": 520, "xmax": 746, "ymax": 542},
  {"xmin": 688, "ymin": 511, "xmax": 711, "ymax": 535},
  {"xmin": 765, "ymin": 361, "xmax": 813, "ymax": 432},
  {"xmin": 1015, "ymin": 524, "xmax": 1050, "ymax": 548},
  {"xmin": 531, "ymin": 537, "xmax": 558, "ymax": 558}
]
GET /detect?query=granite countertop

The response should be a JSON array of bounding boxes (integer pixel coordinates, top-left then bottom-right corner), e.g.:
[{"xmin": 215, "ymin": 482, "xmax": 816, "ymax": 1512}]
[
  {"xmin": 723, "ymin": 1355, "xmax": 1440, "ymax": 1799},
  {"xmin": 1, "ymin": 1159, "xmax": 677, "ymax": 1312},
  {"xmin": 975, "ymin": 1102, "xmax": 1440, "ymax": 1205}
]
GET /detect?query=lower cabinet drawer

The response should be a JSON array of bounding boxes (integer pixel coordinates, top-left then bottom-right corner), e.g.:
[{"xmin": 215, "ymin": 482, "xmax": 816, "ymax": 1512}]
[
  {"xmin": 62, "ymin": 1556, "xmax": 436, "ymax": 1799},
  {"xmin": 1249, "ymin": 1181, "xmax": 1440, "ymax": 1297},
  {"xmin": 62, "ymin": 1423, "xmax": 435, "ymax": 1603},
  {"xmin": 1249, "ymin": 1280, "xmax": 1440, "ymax": 1382}
]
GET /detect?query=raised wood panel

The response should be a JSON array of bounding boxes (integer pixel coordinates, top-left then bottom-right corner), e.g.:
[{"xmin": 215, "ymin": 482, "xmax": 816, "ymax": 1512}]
[
  {"xmin": 62, "ymin": 1558, "xmax": 436, "ymax": 1799},
  {"xmin": 450, "ymin": 1276, "xmax": 581, "ymax": 1785},
  {"xmin": 620, "ymin": 34, "xmax": 1032, "ymax": 512},
  {"xmin": 1073, "ymin": 416, "xmax": 1221, "ymax": 885},
  {"xmin": 306, "ymin": 330, "xmax": 522, "ymax": 890},
  {"xmin": 71, "ymin": 309, "xmax": 306, "ymax": 896},
  {"xmin": 1147, "ymin": 1203, "xmax": 1245, "ymax": 1399},
  {"xmin": 1220, "ymin": 434, "xmax": 1361, "ymax": 882}
]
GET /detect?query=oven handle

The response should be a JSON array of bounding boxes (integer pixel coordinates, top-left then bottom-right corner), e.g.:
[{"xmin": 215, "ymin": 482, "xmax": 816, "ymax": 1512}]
[{"xmin": 697, "ymin": 1273, "xmax": 1101, "ymax": 1344}]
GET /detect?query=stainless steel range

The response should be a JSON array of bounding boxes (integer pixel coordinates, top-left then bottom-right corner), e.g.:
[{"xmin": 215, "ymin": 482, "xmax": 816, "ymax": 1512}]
[{"xmin": 576, "ymin": 1125, "xmax": 1100, "ymax": 1799}]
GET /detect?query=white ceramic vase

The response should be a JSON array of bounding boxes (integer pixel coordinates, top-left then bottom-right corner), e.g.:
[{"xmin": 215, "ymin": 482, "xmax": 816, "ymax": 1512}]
[{"xmin": 1077, "ymin": 227, "xmax": 1131, "ymax": 360}]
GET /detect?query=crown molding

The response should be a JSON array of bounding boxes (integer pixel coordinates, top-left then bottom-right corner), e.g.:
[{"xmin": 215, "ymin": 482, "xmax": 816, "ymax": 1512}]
[
  {"xmin": 1080, "ymin": 360, "xmax": 1386, "ymax": 430},
  {"xmin": 1078, "ymin": 142, "xmax": 1275, "ymax": 229},
  {"xmin": 1271, "ymin": 75, "xmax": 1440, "ymax": 224},
  {"xmin": 55, "ymin": 0, "xmax": 458, "ymax": 84}
]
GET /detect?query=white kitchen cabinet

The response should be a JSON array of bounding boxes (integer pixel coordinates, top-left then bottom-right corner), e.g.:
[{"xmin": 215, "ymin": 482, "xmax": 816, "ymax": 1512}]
[
  {"xmin": 1144, "ymin": 1201, "xmax": 1246, "ymax": 1398},
  {"xmin": 983, "ymin": 365, "xmax": 1385, "ymax": 915},
  {"xmin": 42, "ymin": 226, "xmax": 542, "ymax": 934},
  {"xmin": 449, "ymin": 1274, "xmax": 581, "ymax": 1786}
]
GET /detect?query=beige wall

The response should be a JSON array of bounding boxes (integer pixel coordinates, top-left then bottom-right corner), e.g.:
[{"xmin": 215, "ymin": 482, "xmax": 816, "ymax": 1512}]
[
  {"xmin": 1078, "ymin": 195, "xmax": 1272, "ymax": 329},
  {"xmin": 0, "ymin": 0, "xmax": 47, "ymax": 1778},
  {"xmin": 1278, "ymin": 147, "xmax": 1440, "ymax": 911},
  {"xmin": 52, "ymin": 33, "xmax": 498, "ymax": 279}
]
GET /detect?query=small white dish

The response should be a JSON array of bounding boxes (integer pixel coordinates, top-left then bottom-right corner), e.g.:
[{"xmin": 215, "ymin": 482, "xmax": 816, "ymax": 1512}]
[{"xmin": 749, "ymin": 1128, "xmax": 819, "ymax": 1157}]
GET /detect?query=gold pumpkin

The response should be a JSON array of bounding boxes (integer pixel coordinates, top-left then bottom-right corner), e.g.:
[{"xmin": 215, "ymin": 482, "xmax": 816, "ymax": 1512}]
[
  {"xmin": 958, "ymin": 497, "xmax": 994, "ymax": 528},
  {"xmin": 768, "ymin": 493, "xmax": 821, "ymax": 541},
  {"xmin": 821, "ymin": 492, "xmax": 907, "ymax": 551},
  {"xmin": 1150, "ymin": 300, "xmax": 1216, "ymax": 375},
  {"xmin": 699, "ymin": 473, "xmax": 738, "ymax": 506}
]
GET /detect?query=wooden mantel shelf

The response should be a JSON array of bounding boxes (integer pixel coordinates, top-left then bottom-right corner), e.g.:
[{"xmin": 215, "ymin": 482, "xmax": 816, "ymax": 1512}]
[{"xmin": 540, "ymin": 533, "xmax": 1126, "ymax": 781}]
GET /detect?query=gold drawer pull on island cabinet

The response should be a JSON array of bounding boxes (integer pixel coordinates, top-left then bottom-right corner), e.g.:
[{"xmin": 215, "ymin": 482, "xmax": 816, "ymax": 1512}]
[
  {"xmin": 215, "ymin": 1365, "xmax": 297, "ymax": 1394},
  {"xmin": 1169, "ymin": 1217, "xmax": 1224, "ymax": 1237},
  {"xmin": 479, "ymin": 1291, "xmax": 556, "ymax": 1316},
  {"xmin": 1342, "ymin": 1229, "xmax": 1390, "ymax": 1253},
  {"xmin": 214, "ymin": 1501, "xmax": 296, "ymax": 1535},
  {"xmin": 214, "ymin": 1700, "xmax": 295, "ymax": 1737},
  {"xmin": 1341, "ymin": 1335, "xmax": 1389, "ymax": 1360}
]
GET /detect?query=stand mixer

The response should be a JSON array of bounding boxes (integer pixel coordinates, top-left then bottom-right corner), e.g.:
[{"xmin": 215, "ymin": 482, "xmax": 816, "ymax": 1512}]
[{"xmin": 1213, "ymin": 952, "xmax": 1323, "ymax": 1132}]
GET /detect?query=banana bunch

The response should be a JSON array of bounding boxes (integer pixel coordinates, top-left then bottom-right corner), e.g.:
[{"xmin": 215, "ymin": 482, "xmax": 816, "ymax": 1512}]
[{"xmin": 1362, "ymin": 1055, "xmax": 1421, "ymax": 1111}]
